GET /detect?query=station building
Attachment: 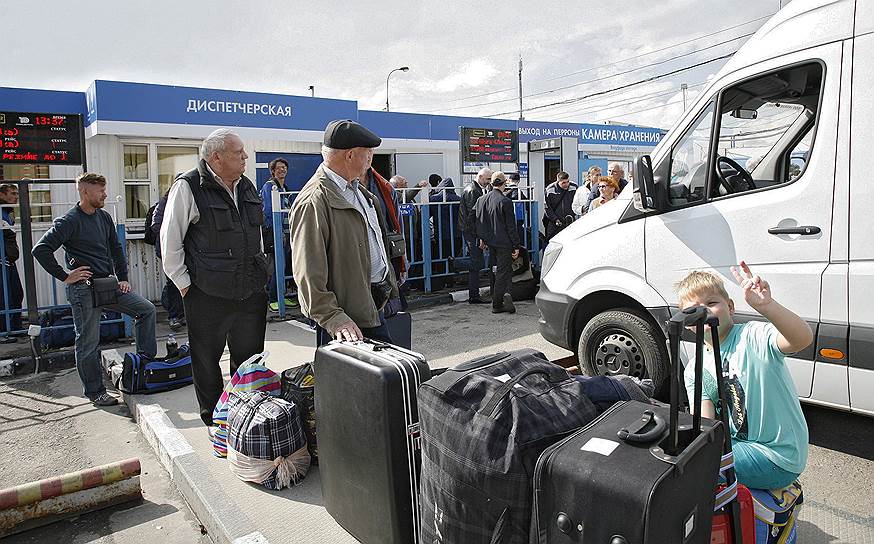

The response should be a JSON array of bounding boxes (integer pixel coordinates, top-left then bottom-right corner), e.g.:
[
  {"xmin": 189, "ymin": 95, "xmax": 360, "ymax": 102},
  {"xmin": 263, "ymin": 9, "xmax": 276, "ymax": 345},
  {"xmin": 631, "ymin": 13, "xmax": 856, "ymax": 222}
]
[{"xmin": 0, "ymin": 80, "xmax": 664, "ymax": 303}]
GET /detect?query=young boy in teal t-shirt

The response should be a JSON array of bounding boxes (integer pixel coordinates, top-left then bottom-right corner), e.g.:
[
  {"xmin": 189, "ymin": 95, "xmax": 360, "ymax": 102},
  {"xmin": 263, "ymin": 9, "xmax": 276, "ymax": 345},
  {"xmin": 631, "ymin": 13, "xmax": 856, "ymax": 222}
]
[{"xmin": 676, "ymin": 262, "xmax": 813, "ymax": 490}]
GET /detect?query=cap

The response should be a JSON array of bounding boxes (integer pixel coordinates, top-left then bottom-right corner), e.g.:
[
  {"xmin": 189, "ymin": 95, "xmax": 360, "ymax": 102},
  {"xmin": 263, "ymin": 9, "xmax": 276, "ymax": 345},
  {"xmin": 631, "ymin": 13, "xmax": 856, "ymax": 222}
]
[{"xmin": 323, "ymin": 120, "xmax": 382, "ymax": 149}]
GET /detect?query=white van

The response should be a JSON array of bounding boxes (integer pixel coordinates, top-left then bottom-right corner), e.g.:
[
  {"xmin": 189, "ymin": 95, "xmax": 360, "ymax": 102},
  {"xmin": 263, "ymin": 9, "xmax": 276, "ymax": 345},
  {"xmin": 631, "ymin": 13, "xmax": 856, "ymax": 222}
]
[{"xmin": 536, "ymin": 0, "xmax": 874, "ymax": 416}]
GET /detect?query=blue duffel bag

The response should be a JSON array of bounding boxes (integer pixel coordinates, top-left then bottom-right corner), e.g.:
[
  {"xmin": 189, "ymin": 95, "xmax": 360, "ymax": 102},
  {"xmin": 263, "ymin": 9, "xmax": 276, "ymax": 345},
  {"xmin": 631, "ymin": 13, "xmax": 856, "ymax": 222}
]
[{"xmin": 119, "ymin": 344, "xmax": 192, "ymax": 394}]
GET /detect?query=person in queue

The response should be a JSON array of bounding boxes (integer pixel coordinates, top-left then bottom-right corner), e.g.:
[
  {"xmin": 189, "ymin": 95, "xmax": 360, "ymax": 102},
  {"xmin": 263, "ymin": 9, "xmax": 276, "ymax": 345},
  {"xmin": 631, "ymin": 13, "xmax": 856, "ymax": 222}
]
[
  {"xmin": 289, "ymin": 119, "xmax": 397, "ymax": 346},
  {"xmin": 260, "ymin": 157, "xmax": 294, "ymax": 310},
  {"xmin": 543, "ymin": 171, "xmax": 577, "ymax": 241},
  {"xmin": 585, "ymin": 162, "xmax": 628, "ymax": 210},
  {"xmin": 160, "ymin": 129, "xmax": 268, "ymax": 430},
  {"xmin": 475, "ymin": 172, "xmax": 521, "ymax": 314},
  {"xmin": 34, "ymin": 173, "xmax": 157, "ymax": 407},
  {"xmin": 587, "ymin": 176, "xmax": 620, "ymax": 212},
  {"xmin": 572, "ymin": 165, "xmax": 602, "ymax": 216},
  {"xmin": 0, "ymin": 183, "xmax": 23, "ymax": 334},
  {"xmin": 459, "ymin": 167, "xmax": 492, "ymax": 304}
]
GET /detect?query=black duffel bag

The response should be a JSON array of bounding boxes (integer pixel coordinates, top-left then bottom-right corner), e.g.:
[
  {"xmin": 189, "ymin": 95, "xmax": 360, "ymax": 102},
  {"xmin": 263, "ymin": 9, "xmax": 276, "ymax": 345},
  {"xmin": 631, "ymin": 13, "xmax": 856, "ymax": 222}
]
[
  {"xmin": 280, "ymin": 363, "xmax": 318, "ymax": 464},
  {"xmin": 417, "ymin": 349, "xmax": 601, "ymax": 544}
]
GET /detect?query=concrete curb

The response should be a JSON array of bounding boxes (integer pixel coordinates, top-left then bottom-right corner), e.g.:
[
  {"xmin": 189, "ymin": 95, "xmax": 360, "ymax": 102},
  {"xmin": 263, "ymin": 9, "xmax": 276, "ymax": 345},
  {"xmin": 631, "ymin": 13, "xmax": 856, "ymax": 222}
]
[{"xmin": 101, "ymin": 349, "xmax": 270, "ymax": 544}]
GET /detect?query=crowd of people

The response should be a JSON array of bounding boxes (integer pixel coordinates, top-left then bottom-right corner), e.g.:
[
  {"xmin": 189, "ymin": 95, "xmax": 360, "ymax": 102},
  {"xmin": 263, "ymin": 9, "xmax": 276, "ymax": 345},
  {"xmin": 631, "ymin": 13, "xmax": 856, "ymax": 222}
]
[{"xmin": 544, "ymin": 161, "xmax": 629, "ymax": 243}]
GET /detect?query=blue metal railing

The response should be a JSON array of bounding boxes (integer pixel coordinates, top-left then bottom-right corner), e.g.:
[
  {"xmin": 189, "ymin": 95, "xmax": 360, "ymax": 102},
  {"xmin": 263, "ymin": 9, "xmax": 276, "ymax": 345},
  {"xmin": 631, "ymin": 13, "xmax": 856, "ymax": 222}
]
[
  {"xmin": 268, "ymin": 185, "xmax": 542, "ymax": 319},
  {"xmin": 0, "ymin": 222, "xmax": 131, "ymax": 343}
]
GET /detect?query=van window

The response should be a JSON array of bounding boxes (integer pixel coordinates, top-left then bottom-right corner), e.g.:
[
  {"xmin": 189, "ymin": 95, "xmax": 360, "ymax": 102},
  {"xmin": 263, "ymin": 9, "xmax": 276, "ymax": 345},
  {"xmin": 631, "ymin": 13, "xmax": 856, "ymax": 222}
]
[
  {"xmin": 711, "ymin": 63, "xmax": 823, "ymax": 198},
  {"xmin": 668, "ymin": 102, "xmax": 715, "ymax": 206}
]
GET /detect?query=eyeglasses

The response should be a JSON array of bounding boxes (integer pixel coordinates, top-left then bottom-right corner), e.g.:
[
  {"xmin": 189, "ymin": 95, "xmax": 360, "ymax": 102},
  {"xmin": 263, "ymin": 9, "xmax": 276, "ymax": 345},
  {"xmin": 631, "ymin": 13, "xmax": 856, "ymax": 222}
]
[
  {"xmin": 598, "ymin": 184, "xmax": 609, "ymax": 189},
  {"xmin": 609, "ymin": 169, "xmax": 621, "ymax": 173}
]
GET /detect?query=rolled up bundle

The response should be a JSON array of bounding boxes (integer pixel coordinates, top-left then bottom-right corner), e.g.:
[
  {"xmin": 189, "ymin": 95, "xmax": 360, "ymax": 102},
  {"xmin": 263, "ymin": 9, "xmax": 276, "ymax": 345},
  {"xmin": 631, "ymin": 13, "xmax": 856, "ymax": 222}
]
[{"xmin": 226, "ymin": 390, "xmax": 310, "ymax": 490}]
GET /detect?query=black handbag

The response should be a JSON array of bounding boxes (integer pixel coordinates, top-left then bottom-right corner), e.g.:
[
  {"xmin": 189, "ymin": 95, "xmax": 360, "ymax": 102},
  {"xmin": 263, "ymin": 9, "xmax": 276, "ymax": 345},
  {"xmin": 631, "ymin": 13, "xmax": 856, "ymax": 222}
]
[
  {"xmin": 91, "ymin": 277, "xmax": 119, "ymax": 307},
  {"xmin": 386, "ymin": 232, "xmax": 406, "ymax": 259}
]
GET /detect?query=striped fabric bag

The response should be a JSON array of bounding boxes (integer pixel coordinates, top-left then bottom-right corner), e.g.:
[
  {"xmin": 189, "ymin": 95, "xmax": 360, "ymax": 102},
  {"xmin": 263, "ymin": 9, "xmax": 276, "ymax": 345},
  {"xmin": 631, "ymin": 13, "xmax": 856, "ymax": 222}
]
[{"xmin": 212, "ymin": 352, "xmax": 281, "ymax": 457}]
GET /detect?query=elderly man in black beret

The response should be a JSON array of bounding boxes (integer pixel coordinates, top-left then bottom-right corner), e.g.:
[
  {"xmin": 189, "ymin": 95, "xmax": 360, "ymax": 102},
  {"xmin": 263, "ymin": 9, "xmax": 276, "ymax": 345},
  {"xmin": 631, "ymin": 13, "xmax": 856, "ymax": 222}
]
[{"xmin": 290, "ymin": 120, "xmax": 398, "ymax": 346}]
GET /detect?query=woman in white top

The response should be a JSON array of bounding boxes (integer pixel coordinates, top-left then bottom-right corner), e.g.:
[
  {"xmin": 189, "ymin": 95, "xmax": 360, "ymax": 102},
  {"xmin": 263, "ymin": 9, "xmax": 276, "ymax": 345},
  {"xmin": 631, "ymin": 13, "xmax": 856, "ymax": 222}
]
[{"xmin": 572, "ymin": 165, "xmax": 602, "ymax": 216}]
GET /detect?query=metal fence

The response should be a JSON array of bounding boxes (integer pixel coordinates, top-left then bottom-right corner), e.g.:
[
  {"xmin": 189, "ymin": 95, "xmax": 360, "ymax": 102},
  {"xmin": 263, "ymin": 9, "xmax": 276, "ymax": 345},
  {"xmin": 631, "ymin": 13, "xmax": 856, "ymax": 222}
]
[
  {"xmin": 267, "ymin": 184, "xmax": 541, "ymax": 319},
  {"xmin": 0, "ymin": 192, "xmax": 131, "ymax": 344}
]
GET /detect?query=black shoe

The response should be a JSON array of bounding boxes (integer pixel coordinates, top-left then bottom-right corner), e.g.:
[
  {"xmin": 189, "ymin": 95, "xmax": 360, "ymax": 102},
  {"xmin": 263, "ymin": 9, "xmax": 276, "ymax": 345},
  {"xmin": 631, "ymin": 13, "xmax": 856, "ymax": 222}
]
[
  {"xmin": 502, "ymin": 293, "xmax": 516, "ymax": 314},
  {"xmin": 92, "ymin": 393, "xmax": 119, "ymax": 407},
  {"xmin": 168, "ymin": 318, "xmax": 183, "ymax": 331},
  {"xmin": 468, "ymin": 297, "xmax": 490, "ymax": 304}
]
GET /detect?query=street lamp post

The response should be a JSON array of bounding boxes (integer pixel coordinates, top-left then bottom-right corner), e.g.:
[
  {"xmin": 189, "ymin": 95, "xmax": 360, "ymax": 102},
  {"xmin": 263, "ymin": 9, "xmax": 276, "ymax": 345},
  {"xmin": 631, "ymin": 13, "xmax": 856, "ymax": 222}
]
[
  {"xmin": 385, "ymin": 66, "xmax": 409, "ymax": 112},
  {"xmin": 308, "ymin": 85, "xmax": 314, "ymax": 97}
]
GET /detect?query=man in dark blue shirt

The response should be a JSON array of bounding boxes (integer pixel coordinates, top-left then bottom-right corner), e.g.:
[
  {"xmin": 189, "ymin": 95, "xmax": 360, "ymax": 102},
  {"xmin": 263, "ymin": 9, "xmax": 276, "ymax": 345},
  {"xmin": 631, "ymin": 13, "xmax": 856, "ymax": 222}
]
[{"xmin": 33, "ymin": 173, "xmax": 157, "ymax": 407}]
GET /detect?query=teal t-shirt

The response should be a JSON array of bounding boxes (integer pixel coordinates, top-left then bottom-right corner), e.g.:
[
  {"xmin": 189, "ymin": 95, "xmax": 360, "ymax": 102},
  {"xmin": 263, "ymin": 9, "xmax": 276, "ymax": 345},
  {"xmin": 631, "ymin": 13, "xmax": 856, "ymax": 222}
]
[{"xmin": 682, "ymin": 321, "xmax": 808, "ymax": 474}]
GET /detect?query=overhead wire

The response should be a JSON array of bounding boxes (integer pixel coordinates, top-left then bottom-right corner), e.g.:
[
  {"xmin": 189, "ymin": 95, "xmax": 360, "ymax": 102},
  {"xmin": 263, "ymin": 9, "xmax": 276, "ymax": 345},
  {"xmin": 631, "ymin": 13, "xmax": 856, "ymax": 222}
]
[
  {"xmin": 437, "ymin": 13, "xmax": 773, "ymax": 105},
  {"xmin": 485, "ymin": 52, "xmax": 736, "ymax": 118}
]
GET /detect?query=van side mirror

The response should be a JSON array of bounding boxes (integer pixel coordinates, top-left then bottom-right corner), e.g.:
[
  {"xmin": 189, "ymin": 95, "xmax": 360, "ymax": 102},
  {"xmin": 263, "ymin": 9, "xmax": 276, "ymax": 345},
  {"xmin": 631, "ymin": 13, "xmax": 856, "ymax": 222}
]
[{"xmin": 633, "ymin": 155, "xmax": 662, "ymax": 213}]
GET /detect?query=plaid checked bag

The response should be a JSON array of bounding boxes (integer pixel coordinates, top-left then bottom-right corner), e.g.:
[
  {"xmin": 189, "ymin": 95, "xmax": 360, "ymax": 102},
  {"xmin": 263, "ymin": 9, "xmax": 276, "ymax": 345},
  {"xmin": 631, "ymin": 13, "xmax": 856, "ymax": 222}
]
[
  {"xmin": 212, "ymin": 352, "xmax": 282, "ymax": 458},
  {"xmin": 226, "ymin": 390, "xmax": 311, "ymax": 490},
  {"xmin": 417, "ymin": 348, "xmax": 601, "ymax": 544}
]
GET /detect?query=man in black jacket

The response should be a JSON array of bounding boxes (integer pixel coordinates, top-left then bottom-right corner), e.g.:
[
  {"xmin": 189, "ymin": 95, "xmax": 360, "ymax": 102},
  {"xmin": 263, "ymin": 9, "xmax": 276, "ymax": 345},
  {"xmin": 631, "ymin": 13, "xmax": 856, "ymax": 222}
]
[
  {"xmin": 0, "ymin": 183, "xmax": 23, "ymax": 334},
  {"xmin": 475, "ymin": 172, "xmax": 520, "ymax": 314},
  {"xmin": 543, "ymin": 171, "xmax": 578, "ymax": 241},
  {"xmin": 459, "ymin": 167, "xmax": 491, "ymax": 304}
]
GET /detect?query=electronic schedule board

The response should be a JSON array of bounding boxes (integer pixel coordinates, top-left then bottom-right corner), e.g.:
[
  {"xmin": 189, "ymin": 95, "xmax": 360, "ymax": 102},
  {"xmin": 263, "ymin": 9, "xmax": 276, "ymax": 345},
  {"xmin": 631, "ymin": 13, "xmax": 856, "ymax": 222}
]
[
  {"xmin": 0, "ymin": 112, "xmax": 84, "ymax": 165},
  {"xmin": 461, "ymin": 127, "xmax": 518, "ymax": 163}
]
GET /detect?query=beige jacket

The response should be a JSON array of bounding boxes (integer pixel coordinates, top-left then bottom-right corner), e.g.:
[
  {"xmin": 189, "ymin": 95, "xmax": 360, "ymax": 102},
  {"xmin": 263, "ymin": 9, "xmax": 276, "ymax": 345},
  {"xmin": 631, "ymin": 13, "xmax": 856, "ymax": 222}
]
[{"xmin": 290, "ymin": 164, "xmax": 399, "ymax": 335}]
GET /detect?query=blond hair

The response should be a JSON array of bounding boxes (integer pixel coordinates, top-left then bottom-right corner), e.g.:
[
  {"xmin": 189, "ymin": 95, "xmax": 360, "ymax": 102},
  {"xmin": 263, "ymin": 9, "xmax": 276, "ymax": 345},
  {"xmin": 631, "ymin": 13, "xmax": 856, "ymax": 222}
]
[{"xmin": 675, "ymin": 270, "xmax": 730, "ymax": 305}]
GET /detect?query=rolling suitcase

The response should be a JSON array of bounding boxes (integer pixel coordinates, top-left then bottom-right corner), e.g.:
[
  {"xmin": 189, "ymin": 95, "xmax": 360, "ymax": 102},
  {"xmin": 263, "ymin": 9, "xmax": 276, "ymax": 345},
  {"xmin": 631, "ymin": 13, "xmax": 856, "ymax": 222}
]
[
  {"xmin": 314, "ymin": 339, "xmax": 431, "ymax": 544},
  {"xmin": 531, "ymin": 306, "xmax": 728, "ymax": 544}
]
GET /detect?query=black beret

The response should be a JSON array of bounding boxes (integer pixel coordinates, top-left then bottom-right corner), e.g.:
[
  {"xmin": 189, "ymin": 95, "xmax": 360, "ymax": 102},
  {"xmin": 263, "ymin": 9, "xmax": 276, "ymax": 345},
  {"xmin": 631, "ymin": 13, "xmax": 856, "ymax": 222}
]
[{"xmin": 323, "ymin": 119, "xmax": 382, "ymax": 149}]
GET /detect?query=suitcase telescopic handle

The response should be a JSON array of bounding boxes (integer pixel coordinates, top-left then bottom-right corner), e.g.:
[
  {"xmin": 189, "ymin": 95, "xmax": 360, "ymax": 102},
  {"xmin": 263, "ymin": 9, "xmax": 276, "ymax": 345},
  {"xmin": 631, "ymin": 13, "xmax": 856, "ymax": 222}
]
[
  {"xmin": 708, "ymin": 320, "xmax": 744, "ymax": 544},
  {"xmin": 480, "ymin": 366, "xmax": 569, "ymax": 417},
  {"xmin": 666, "ymin": 306, "xmax": 708, "ymax": 456}
]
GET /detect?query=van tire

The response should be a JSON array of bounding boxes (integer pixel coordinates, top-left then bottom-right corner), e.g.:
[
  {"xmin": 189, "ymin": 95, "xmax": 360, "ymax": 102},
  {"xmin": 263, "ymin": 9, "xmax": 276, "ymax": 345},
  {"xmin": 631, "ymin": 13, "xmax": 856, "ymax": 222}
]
[{"xmin": 577, "ymin": 309, "xmax": 669, "ymax": 397}]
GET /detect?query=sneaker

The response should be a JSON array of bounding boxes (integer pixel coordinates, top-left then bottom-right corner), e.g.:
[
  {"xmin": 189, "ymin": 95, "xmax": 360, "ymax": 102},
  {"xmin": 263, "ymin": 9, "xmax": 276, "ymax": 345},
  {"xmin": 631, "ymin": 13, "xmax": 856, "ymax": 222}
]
[
  {"xmin": 168, "ymin": 318, "xmax": 183, "ymax": 331},
  {"xmin": 92, "ymin": 393, "xmax": 119, "ymax": 406},
  {"xmin": 269, "ymin": 301, "xmax": 280, "ymax": 312}
]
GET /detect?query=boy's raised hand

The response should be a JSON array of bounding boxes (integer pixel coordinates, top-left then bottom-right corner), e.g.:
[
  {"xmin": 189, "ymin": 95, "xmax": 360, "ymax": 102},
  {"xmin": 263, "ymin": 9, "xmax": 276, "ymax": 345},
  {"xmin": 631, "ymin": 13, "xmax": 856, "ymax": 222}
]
[{"xmin": 730, "ymin": 260, "xmax": 773, "ymax": 310}]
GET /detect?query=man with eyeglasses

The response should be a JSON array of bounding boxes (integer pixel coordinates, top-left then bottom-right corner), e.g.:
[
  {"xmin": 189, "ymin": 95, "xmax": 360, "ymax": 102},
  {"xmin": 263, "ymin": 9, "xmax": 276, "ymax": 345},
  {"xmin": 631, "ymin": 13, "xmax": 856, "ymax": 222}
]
[{"xmin": 585, "ymin": 162, "xmax": 628, "ymax": 210}]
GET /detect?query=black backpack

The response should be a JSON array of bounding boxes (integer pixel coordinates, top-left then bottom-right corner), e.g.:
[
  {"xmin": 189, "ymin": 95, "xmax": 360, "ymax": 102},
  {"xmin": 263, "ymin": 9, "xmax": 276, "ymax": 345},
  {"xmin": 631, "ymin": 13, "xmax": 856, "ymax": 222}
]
[{"xmin": 143, "ymin": 203, "xmax": 157, "ymax": 245}]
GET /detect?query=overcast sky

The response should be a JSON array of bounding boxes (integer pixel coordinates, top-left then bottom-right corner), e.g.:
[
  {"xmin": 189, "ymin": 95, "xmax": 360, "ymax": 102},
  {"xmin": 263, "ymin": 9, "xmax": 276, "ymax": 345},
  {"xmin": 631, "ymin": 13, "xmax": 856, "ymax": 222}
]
[{"xmin": 3, "ymin": 0, "xmax": 783, "ymax": 130}]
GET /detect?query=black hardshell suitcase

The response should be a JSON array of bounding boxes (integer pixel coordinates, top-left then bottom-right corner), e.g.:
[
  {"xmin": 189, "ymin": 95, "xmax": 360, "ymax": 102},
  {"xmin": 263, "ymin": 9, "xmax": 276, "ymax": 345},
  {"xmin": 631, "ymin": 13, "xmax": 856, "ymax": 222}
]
[
  {"xmin": 314, "ymin": 339, "xmax": 431, "ymax": 544},
  {"xmin": 531, "ymin": 306, "xmax": 727, "ymax": 544}
]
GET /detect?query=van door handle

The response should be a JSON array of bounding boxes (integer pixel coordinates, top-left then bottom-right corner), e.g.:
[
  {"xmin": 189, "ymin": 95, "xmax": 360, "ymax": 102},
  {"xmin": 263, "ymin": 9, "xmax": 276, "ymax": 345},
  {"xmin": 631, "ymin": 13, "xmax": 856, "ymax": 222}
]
[{"xmin": 768, "ymin": 225, "xmax": 821, "ymax": 236}]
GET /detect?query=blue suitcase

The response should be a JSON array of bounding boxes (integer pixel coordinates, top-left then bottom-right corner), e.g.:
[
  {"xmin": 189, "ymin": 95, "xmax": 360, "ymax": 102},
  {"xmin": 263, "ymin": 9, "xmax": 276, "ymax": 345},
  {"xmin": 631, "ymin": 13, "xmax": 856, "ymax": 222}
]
[{"xmin": 120, "ymin": 344, "xmax": 193, "ymax": 394}]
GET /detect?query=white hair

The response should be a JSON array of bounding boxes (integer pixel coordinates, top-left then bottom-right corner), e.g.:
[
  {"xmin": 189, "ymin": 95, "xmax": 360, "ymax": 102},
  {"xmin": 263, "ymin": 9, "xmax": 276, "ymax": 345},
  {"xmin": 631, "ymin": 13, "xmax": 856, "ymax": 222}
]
[
  {"xmin": 321, "ymin": 145, "xmax": 344, "ymax": 161},
  {"xmin": 389, "ymin": 175, "xmax": 406, "ymax": 187},
  {"xmin": 200, "ymin": 128, "xmax": 238, "ymax": 160},
  {"xmin": 609, "ymin": 162, "xmax": 625, "ymax": 175}
]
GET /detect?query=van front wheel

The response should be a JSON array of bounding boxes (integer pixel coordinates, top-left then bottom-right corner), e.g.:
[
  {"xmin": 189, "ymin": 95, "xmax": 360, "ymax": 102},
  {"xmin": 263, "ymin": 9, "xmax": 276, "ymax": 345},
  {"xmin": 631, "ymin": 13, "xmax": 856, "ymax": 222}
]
[{"xmin": 577, "ymin": 309, "xmax": 668, "ymax": 396}]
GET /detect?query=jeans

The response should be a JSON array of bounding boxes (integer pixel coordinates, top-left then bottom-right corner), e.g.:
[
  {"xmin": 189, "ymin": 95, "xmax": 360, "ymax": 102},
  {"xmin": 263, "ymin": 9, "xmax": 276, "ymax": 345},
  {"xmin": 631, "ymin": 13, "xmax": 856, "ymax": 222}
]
[
  {"xmin": 315, "ymin": 311, "xmax": 393, "ymax": 347},
  {"xmin": 464, "ymin": 234, "xmax": 484, "ymax": 299},
  {"xmin": 732, "ymin": 440, "xmax": 800, "ymax": 490},
  {"xmin": 0, "ymin": 262, "xmax": 23, "ymax": 332},
  {"xmin": 66, "ymin": 281, "xmax": 157, "ymax": 400}
]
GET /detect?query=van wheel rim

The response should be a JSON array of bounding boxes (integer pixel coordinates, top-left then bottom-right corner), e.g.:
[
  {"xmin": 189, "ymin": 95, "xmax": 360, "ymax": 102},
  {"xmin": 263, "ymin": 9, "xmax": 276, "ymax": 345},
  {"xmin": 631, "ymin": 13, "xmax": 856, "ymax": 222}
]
[{"xmin": 593, "ymin": 331, "xmax": 646, "ymax": 378}]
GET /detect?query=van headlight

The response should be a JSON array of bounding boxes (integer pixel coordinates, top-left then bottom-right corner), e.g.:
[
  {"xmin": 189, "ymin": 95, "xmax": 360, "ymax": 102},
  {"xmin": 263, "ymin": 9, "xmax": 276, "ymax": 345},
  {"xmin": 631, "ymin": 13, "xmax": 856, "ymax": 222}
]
[{"xmin": 541, "ymin": 242, "xmax": 562, "ymax": 277}]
